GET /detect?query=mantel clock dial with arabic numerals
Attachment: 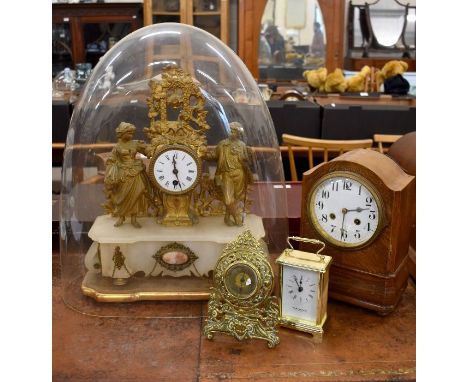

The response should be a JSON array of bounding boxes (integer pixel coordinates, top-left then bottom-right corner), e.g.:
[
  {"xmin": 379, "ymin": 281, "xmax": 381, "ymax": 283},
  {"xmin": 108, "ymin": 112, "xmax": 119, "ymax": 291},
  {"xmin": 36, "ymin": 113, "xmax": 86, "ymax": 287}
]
[
  {"xmin": 300, "ymin": 149, "xmax": 415, "ymax": 315},
  {"xmin": 309, "ymin": 172, "xmax": 383, "ymax": 249}
]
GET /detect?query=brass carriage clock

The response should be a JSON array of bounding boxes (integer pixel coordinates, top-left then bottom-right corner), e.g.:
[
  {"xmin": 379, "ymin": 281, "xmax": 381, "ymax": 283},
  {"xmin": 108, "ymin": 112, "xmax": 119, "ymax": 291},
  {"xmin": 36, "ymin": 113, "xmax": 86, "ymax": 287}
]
[
  {"xmin": 146, "ymin": 66, "xmax": 210, "ymax": 226},
  {"xmin": 276, "ymin": 237, "xmax": 332, "ymax": 343}
]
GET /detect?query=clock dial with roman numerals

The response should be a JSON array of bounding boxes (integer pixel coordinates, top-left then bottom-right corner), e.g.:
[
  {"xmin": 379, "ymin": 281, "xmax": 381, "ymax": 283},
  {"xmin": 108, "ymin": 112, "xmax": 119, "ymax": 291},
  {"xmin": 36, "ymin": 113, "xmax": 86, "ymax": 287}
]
[
  {"xmin": 281, "ymin": 265, "xmax": 319, "ymax": 322},
  {"xmin": 149, "ymin": 146, "xmax": 200, "ymax": 194},
  {"xmin": 308, "ymin": 173, "xmax": 383, "ymax": 248}
]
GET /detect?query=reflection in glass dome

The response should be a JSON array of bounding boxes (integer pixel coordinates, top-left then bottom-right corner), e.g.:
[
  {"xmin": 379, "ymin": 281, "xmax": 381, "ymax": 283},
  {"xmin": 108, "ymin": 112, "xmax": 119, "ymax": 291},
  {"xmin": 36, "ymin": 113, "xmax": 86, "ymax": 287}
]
[{"xmin": 60, "ymin": 23, "xmax": 288, "ymax": 317}]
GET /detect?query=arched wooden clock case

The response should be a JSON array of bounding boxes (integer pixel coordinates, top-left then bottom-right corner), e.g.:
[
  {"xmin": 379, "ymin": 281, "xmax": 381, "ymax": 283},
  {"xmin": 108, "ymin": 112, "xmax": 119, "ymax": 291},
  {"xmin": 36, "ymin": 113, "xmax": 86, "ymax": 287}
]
[{"xmin": 300, "ymin": 149, "xmax": 415, "ymax": 315}]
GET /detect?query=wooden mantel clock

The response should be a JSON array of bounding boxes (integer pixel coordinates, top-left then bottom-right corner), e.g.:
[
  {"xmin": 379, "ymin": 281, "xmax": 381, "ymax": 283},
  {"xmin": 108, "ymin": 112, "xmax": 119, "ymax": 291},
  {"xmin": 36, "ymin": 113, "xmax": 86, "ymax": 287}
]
[{"xmin": 300, "ymin": 149, "xmax": 415, "ymax": 315}]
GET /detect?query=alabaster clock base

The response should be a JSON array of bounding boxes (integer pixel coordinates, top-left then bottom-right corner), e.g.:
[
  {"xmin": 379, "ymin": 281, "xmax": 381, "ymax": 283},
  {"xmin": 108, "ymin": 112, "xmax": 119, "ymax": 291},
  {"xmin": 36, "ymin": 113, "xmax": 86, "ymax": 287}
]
[
  {"xmin": 83, "ymin": 214, "xmax": 266, "ymax": 301},
  {"xmin": 280, "ymin": 314, "xmax": 327, "ymax": 343}
]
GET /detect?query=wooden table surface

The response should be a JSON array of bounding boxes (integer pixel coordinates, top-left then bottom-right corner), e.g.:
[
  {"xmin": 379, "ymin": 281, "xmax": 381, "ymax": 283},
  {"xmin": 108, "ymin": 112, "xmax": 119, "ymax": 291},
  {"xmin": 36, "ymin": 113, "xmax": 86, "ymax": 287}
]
[{"xmin": 53, "ymin": 251, "xmax": 415, "ymax": 382}]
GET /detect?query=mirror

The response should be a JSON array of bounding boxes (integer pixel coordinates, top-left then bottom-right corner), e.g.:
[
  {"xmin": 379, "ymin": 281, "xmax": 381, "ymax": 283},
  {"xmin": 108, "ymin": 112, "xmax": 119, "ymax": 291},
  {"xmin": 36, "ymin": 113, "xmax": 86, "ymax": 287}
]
[
  {"xmin": 258, "ymin": 0, "xmax": 327, "ymax": 81},
  {"xmin": 369, "ymin": 0, "xmax": 406, "ymax": 47},
  {"xmin": 404, "ymin": 7, "xmax": 416, "ymax": 49},
  {"xmin": 348, "ymin": 0, "xmax": 416, "ymax": 58}
]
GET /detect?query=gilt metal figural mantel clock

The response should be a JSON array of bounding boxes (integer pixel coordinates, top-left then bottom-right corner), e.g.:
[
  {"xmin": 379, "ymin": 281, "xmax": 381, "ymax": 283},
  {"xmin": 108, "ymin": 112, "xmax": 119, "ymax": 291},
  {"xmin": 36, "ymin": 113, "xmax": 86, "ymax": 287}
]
[
  {"xmin": 300, "ymin": 149, "xmax": 415, "ymax": 315},
  {"xmin": 146, "ymin": 66, "xmax": 209, "ymax": 226},
  {"xmin": 83, "ymin": 65, "xmax": 265, "ymax": 301}
]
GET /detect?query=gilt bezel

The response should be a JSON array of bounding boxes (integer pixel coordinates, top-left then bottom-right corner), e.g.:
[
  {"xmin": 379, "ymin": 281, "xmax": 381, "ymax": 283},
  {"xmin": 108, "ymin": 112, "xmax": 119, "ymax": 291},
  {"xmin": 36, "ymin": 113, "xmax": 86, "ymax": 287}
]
[
  {"xmin": 148, "ymin": 144, "xmax": 201, "ymax": 195},
  {"xmin": 224, "ymin": 262, "xmax": 260, "ymax": 300}
]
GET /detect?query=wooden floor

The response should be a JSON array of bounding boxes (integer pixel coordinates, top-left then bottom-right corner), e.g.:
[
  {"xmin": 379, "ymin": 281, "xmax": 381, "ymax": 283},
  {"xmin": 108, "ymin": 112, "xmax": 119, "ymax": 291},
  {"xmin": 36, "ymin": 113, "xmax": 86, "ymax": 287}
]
[{"xmin": 53, "ymin": 251, "xmax": 415, "ymax": 382}]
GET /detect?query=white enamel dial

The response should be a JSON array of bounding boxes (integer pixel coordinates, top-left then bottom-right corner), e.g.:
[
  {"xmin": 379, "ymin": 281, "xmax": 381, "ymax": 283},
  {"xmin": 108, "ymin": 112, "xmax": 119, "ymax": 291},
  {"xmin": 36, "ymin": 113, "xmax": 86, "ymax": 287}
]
[
  {"xmin": 281, "ymin": 266, "xmax": 319, "ymax": 322},
  {"xmin": 309, "ymin": 174, "xmax": 382, "ymax": 248},
  {"xmin": 152, "ymin": 148, "xmax": 199, "ymax": 194}
]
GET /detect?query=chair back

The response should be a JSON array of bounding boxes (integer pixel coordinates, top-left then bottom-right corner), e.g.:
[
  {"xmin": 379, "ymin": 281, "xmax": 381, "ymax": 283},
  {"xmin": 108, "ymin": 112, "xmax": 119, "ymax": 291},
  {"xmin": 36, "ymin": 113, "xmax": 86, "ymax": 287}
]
[
  {"xmin": 282, "ymin": 134, "xmax": 373, "ymax": 181},
  {"xmin": 373, "ymin": 134, "xmax": 403, "ymax": 154}
]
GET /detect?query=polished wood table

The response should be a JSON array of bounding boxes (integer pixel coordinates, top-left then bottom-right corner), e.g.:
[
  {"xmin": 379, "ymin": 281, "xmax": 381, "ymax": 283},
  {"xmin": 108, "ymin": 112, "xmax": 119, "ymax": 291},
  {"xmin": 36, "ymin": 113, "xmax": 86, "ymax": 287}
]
[{"xmin": 53, "ymin": 252, "xmax": 415, "ymax": 381}]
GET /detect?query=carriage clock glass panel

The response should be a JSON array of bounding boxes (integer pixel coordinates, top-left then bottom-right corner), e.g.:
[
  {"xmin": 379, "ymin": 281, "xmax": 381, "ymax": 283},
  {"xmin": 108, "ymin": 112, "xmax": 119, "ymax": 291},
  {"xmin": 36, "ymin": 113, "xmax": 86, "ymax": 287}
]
[{"xmin": 281, "ymin": 264, "xmax": 319, "ymax": 322}]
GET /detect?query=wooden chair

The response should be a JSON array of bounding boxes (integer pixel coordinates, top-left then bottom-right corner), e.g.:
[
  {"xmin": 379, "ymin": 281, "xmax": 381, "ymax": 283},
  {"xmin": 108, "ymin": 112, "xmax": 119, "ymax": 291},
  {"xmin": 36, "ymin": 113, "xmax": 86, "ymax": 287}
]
[
  {"xmin": 282, "ymin": 134, "xmax": 373, "ymax": 181},
  {"xmin": 373, "ymin": 134, "xmax": 403, "ymax": 154}
]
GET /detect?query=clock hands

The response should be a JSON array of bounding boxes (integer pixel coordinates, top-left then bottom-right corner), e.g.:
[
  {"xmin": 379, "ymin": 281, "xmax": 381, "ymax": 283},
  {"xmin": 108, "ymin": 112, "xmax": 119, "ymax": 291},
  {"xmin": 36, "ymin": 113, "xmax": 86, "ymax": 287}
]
[
  {"xmin": 293, "ymin": 275, "xmax": 300, "ymax": 289},
  {"xmin": 340, "ymin": 207, "xmax": 369, "ymax": 238},
  {"xmin": 238, "ymin": 273, "xmax": 245, "ymax": 293},
  {"xmin": 340, "ymin": 208, "xmax": 347, "ymax": 238},
  {"xmin": 172, "ymin": 154, "xmax": 182, "ymax": 190},
  {"xmin": 345, "ymin": 207, "xmax": 370, "ymax": 213},
  {"xmin": 293, "ymin": 275, "xmax": 303, "ymax": 292}
]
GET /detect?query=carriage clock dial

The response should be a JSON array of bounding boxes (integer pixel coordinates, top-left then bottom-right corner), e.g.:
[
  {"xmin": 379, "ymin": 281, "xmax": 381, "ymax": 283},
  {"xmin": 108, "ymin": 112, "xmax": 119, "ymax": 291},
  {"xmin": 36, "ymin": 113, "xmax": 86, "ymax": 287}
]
[
  {"xmin": 281, "ymin": 266, "xmax": 319, "ymax": 321},
  {"xmin": 308, "ymin": 172, "xmax": 383, "ymax": 248},
  {"xmin": 149, "ymin": 146, "xmax": 200, "ymax": 194}
]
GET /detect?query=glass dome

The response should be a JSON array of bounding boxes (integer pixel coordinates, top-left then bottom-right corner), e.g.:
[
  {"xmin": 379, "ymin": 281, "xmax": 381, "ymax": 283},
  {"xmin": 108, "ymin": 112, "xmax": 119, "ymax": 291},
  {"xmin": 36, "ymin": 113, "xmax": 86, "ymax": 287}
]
[{"xmin": 60, "ymin": 23, "xmax": 288, "ymax": 317}]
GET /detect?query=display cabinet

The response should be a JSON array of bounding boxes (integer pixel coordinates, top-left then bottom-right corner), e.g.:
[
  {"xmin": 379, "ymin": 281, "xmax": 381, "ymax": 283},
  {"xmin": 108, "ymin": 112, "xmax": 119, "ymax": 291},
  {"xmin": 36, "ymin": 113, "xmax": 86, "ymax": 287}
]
[
  {"xmin": 143, "ymin": 0, "xmax": 230, "ymax": 44},
  {"xmin": 52, "ymin": 2, "xmax": 143, "ymax": 75}
]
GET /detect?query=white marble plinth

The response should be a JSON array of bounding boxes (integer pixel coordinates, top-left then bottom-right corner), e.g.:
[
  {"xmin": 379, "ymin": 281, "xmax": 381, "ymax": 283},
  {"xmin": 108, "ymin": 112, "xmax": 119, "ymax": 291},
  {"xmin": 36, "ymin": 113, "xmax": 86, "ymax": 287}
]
[{"xmin": 85, "ymin": 214, "xmax": 266, "ymax": 279}]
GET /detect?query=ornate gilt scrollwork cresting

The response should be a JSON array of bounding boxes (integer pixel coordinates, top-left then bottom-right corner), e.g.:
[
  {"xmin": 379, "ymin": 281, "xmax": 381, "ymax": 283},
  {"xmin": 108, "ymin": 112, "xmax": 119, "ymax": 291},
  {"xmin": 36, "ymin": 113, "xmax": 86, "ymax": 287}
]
[{"xmin": 144, "ymin": 65, "xmax": 210, "ymax": 156}]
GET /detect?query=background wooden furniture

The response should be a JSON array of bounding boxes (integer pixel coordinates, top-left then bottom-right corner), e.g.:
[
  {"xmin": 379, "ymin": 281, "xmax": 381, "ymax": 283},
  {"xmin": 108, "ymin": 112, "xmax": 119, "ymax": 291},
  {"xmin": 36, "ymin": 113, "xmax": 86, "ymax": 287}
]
[
  {"xmin": 387, "ymin": 132, "xmax": 416, "ymax": 280},
  {"xmin": 238, "ymin": 0, "xmax": 345, "ymax": 78},
  {"xmin": 346, "ymin": 57, "xmax": 416, "ymax": 72},
  {"xmin": 143, "ymin": 0, "xmax": 230, "ymax": 44},
  {"xmin": 373, "ymin": 133, "xmax": 403, "ymax": 154},
  {"xmin": 267, "ymin": 100, "xmax": 321, "ymax": 144},
  {"xmin": 52, "ymin": 2, "xmax": 142, "ymax": 75},
  {"xmin": 52, "ymin": 98, "xmax": 415, "ymax": 186},
  {"xmin": 320, "ymin": 103, "xmax": 415, "ymax": 140},
  {"xmin": 282, "ymin": 134, "xmax": 373, "ymax": 181},
  {"xmin": 312, "ymin": 93, "xmax": 416, "ymax": 107},
  {"xmin": 238, "ymin": 0, "xmax": 416, "ymax": 80}
]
